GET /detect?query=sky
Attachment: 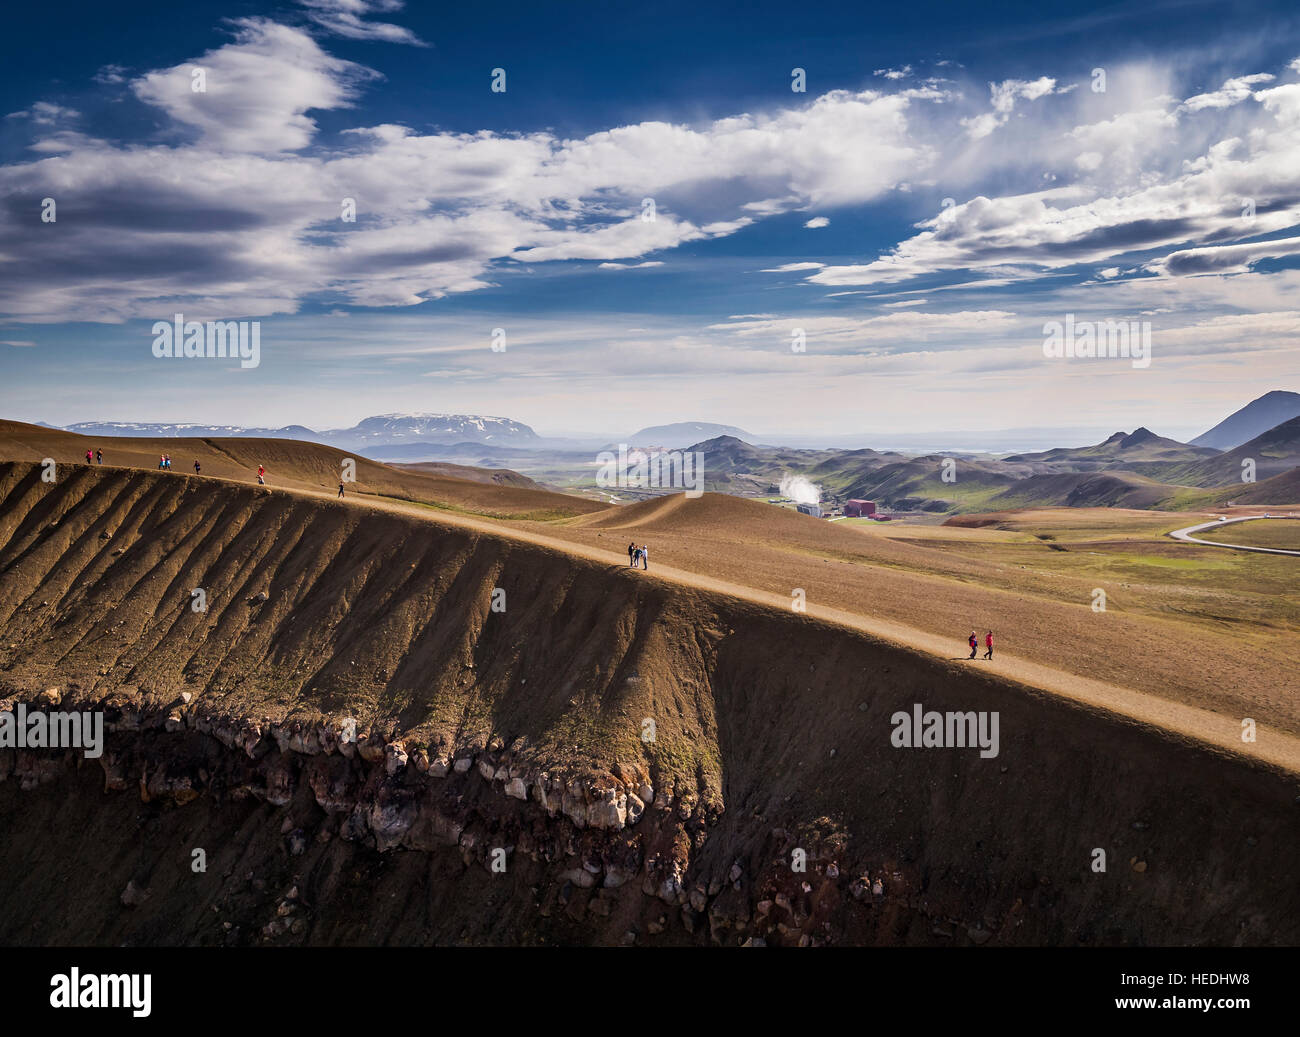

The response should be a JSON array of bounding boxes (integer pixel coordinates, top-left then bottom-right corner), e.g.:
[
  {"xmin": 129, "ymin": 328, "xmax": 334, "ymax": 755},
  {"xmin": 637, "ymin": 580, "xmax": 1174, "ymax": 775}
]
[{"xmin": 1, "ymin": 0, "xmax": 1299, "ymax": 441}]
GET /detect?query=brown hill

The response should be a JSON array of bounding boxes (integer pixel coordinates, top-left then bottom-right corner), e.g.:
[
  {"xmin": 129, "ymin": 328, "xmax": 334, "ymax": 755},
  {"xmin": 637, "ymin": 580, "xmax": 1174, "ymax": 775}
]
[
  {"xmin": 2, "ymin": 462, "xmax": 1299, "ymax": 946},
  {"xmin": 390, "ymin": 461, "xmax": 545, "ymax": 489},
  {"xmin": 0, "ymin": 418, "xmax": 601, "ymax": 520},
  {"xmin": 1219, "ymin": 465, "xmax": 1300, "ymax": 506},
  {"xmin": 985, "ymin": 471, "xmax": 1184, "ymax": 510}
]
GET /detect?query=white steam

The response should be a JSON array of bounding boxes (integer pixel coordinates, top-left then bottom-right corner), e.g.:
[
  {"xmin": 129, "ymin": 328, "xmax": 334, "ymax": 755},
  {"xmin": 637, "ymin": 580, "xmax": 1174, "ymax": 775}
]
[{"xmin": 779, "ymin": 473, "xmax": 821, "ymax": 505}]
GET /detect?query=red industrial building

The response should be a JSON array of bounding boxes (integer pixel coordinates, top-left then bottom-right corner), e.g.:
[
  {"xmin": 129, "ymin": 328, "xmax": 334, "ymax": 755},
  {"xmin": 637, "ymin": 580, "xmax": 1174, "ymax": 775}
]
[{"xmin": 843, "ymin": 499, "xmax": 877, "ymax": 518}]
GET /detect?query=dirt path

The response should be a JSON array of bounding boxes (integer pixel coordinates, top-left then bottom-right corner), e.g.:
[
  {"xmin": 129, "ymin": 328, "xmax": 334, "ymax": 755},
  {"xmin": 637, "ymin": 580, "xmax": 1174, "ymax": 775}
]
[
  {"xmin": 1168, "ymin": 515, "xmax": 1300, "ymax": 556},
  {"xmin": 266, "ymin": 483, "xmax": 1300, "ymax": 777}
]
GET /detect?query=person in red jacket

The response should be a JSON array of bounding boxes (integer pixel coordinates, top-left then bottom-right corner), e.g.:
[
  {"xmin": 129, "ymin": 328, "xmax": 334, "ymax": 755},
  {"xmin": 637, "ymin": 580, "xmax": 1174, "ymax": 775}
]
[
  {"xmin": 983, "ymin": 631, "xmax": 993, "ymax": 660},
  {"xmin": 968, "ymin": 631, "xmax": 977, "ymax": 659}
]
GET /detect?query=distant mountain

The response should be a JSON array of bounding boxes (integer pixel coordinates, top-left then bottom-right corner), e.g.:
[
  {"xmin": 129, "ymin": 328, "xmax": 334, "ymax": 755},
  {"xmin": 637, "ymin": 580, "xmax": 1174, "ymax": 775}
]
[
  {"xmin": 1173, "ymin": 415, "xmax": 1300, "ymax": 486},
  {"xmin": 366, "ymin": 441, "xmax": 554, "ymax": 463},
  {"xmin": 686, "ymin": 435, "xmax": 820, "ymax": 470},
  {"xmin": 1191, "ymin": 391, "xmax": 1300, "ymax": 450},
  {"xmin": 1214, "ymin": 463, "xmax": 1300, "ymax": 506},
  {"xmin": 987, "ymin": 471, "xmax": 1183, "ymax": 511},
  {"xmin": 324, "ymin": 413, "xmax": 539, "ymax": 449},
  {"xmin": 64, "ymin": 421, "xmax": 318, "ymax": 440},
  {"xmin": 630, "ymin": 422, "xmax": 751, "ymax": 447},
  {"xmin": 680, "ymin": 435, "xmax": 839, "ymax": 494},
  {"xmin": 1003, "ymin": 427, "xmax": 1217, "ymax": 466},
  {"xmin": 53, "ymin": 414, "xmax": 541, "ymax": 451}
]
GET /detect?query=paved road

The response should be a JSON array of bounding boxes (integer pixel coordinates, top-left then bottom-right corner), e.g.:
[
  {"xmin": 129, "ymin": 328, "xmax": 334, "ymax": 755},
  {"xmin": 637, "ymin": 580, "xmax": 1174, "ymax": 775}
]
[{"xmin": 1167, "ymin": 515, "xmax": 1300, "ymax": 556}]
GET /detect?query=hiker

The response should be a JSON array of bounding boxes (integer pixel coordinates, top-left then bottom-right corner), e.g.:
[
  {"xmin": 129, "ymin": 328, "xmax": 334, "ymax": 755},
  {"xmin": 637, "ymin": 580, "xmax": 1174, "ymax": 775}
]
[
  {"xmin": 163, "ymin": 454, "xmax": 171, "ymax": 470},
  {"xmin": 95, "ymin": 448, "xmax": 103, "ymax": 465},
  {"xmin": 968, "ymin": 631, "xmax": 977, "ymax": 660},
  {"xmin": 158, "ymin": 455, "xmax": 165, "ymax": 470},
  {"xmin": 338, "ymin": 481, "xmax": 345, "ymax": 498},
  {"xmin": 640, "ymin": 544, "xmax": 649, "ymax": 571},
  {"xmin": 85, "ymin": 449, "xmax": 93, "ymax": 464},
  {"xmin": 627, "ymin": 541, "xmax": 636, "ymax": 567},
  {"xmin": 631, "ymin": 547, "xmax": 642, "ymax": 568},
  {"xmin": 193, "ymin": 460, "xmax": 201, "ymax": 474},
  {"xmin": 983, "ymin": 631, "xmax": 993, "ymax": 660}
]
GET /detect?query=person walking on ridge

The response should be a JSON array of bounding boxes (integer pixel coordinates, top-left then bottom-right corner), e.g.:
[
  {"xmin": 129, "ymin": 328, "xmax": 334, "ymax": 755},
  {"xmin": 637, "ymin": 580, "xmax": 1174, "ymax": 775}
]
[
  {"xmin": 968, "ymin": 631, "xmax": 978, "ymax": 660},
  {"xmin": 983, "ymin": 631, "xmax": 993, "ymax": 660},
  {"xmin": 640, "ymin": 544, "xmax": 649, "ymax": 571}
]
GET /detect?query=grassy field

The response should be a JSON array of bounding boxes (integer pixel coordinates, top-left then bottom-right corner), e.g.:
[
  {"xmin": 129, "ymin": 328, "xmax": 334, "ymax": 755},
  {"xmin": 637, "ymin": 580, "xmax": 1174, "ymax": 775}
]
[
  {"xmin": 1195, "ymin": 517, "xmax": 1300, "ymax": 550},
  {"xmin": 854, "ymin": 508, "xmax": 1300, "ymax": 634}
]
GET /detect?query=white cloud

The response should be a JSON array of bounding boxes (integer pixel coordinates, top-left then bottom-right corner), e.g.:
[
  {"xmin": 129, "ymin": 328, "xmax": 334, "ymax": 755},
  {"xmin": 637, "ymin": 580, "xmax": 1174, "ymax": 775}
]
[
  {"xmin": 5, "ymin": 102, "xmax": 79, "ymax": 125},
  {"xmin": 962, "ymin": 76, "xmax": 1063, "ymax": 139},
  {"xmin": 297, "ymin": 0, "xmax": 426, "ymax": 45},
  {"xmin": 1067, "ymin": 105, "xmax": 1178, "ymax": 179},
  {"xmin": 93, "ymin": 65, "xmax": 130, "ymax": 85},
  {"xmin": 709, "ymin": 309, "xmax": 1019, "ymax": 347},
  {"xmin": 2, "ymin": 27, "xmax": 1300, "ymax": 338},
  {"xmin": 1181, "ymin": 73, "xmax": 1274, "ymax": 112},
  {"xmin": 131, "ymin": 19, "xmax": 377, "ymax": 152},
  {"xmin": 1153, "ymin": 235, "xmax": 1300, "ymax": 277},
  {"xmin": 0, "ymin": 69, "xmax": 948, "ymax": 320},
  {"xmin": 807, "ymin": 64, "xmax": 1300, "ymax": 292}
]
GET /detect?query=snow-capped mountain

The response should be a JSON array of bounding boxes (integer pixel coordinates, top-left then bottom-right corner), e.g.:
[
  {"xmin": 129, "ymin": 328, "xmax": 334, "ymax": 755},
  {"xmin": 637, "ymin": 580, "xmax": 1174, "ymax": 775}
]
[
  {"xmin": 64, "ymin": 421, "xmax": 318, "ymax": 440},
  {"xmin": 329, "ymin": 414, "xmax": 539, "ymax": 447},
  {"xmin": 53, "ymin": 414, "xmax": 541, "ymax": 450}
]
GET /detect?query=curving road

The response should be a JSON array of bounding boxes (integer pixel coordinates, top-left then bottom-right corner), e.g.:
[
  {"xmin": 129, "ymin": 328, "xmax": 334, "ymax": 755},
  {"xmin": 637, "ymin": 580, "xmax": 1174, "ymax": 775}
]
[{"xmin": 1167, "ymin": 515, "xmax": 1300, "ymax": 556}]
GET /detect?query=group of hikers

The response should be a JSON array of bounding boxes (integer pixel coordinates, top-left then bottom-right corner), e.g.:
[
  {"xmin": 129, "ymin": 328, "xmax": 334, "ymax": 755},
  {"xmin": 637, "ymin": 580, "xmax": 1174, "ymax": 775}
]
[
  {"xmin": 627, "ymin": 542, "xmax": 650, "ymax": 570},
  {"xmin": 968, "ymin": 630, "xmax": 994, "ymax": 660},
  {"xmin": 155, "ymin": 454, "xmax": 204, "ymax": 475},
  {"xmin": 77, "ymin": 448, "xmax": 249, "ymax": 482},
  {"xmin": 163, "ymin": 455, "xmax": 204, "ymax": 474}
]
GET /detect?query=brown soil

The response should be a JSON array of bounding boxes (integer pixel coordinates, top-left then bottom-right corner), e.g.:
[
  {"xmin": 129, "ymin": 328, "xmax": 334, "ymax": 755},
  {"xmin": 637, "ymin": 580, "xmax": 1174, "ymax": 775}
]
[
  {"xmin": 0, "ymin": 419, "xmax": 602, "ymax": 520},
  {"xmin": 1, "ymin": 460, "xmax": 1299, "ymax": 946},
  {"xmin": 536, "ymin": 498, "xmax": 1300, "ymax": 741}
]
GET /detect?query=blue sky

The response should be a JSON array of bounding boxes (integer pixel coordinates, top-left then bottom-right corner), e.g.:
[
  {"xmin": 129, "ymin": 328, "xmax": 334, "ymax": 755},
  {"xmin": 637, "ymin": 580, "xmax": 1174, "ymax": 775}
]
[{"xmin": 1, "ymin": 0, "xmax": 1299, "ymax": 440}]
